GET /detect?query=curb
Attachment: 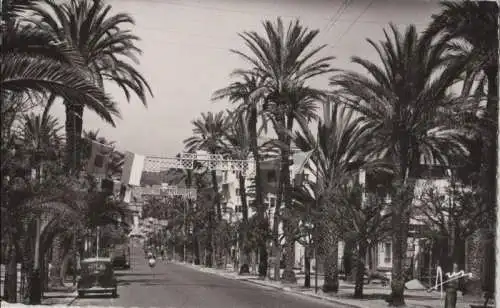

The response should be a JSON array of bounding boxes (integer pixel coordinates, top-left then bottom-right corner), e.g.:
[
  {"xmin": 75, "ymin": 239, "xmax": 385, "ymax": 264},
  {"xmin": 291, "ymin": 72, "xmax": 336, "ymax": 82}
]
[
  {"xmin": 1, "ymin": 295, "xmax": 78, "ymax": 308},
  {"xmin": 174, "ymin": 261, "xmax": 366, "ymax": 308},
  {"xmin": 241, "ymin": 278, "xmax": 366, "ymax": 308},
  {"xmin": 43, "ymin": 291, "xmax": 79, "ymax": 306}
]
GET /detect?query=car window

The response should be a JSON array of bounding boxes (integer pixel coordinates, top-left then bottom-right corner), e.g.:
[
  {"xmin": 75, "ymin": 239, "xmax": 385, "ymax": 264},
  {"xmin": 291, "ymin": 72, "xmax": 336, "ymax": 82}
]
[{"xmin": 82, "ymin": 262, "xmax": 111, "ymax": 274}]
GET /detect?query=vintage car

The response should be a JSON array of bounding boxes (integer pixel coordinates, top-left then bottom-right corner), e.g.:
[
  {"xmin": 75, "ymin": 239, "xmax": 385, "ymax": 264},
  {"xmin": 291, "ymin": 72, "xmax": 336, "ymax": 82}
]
[
  {"xmin": 77, "ymin": 258, "xmax": 118, "ymax": 298},
  {"xmin": 111, "ymin": 244, "xmax": 131, "ymax": 269}
]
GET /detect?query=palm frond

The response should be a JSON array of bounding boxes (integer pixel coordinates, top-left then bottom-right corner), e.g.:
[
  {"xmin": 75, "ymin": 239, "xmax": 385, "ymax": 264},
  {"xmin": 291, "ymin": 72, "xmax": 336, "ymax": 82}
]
[{"xmin": 1, "ymin": 54, "xmax": 120, "ymax": 126}]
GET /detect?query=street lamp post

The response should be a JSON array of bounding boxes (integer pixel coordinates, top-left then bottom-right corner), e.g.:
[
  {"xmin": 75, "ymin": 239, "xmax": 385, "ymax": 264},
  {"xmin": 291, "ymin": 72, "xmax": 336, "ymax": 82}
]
[{"xmin": 183, "ymin": 198, "xmax": 187, "ymax": 263}]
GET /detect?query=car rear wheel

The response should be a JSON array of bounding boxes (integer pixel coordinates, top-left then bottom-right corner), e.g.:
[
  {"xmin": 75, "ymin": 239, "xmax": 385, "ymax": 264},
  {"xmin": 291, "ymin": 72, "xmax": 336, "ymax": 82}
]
[{"xmin": 78, "ymin": 291, "xmax": 85, "ymax": 298}]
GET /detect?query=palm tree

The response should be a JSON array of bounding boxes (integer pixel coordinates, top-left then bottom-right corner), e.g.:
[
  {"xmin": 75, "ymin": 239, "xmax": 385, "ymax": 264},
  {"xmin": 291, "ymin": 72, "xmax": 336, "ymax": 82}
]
[
  {"xmin": 231, "ymin": 18, "xmax": 333, "ymax": 283},
  {"xmin": 212, "ymin": 71, "xmax": 270, "ymax": 276},
  {"xmin": 1, "ymin": 24, "xmax": 119, "ymax": 129},
  {"xmin": 330, "ymin": 23, "xmax": 470, "ymax": 306},
  {"xmin": 222, "ymin": 111, "xmax": 254, "ymax": 274},
  {"xmin": 423, "ymin": 1, "xmax": 498, "ymax": 296},
  {"xmin": 184, "ymin": 111, "xmax": 228, "ymax": 267},
  {"xmin": 21, "ymin": 113, "xmax": 63, "ymax": 151},
  {"xmin": 294, "ymin": 102, "xmax": 381, "ymax": 292},
  {"xmin": 289, "ymin": 181, "xmax": 318, "ymax": 288},
  {"xmin": 167, "ymin": 162, "xmax": 213, "ymax": 265},
  {"xmin": 1, "ymin": 109, "xmax": 64, "ymax": 303},
  {"xmin": 27, "ymin": 0, "xmax": 153, "ymax": 174},
  {"xmin": 334, "ymin": 184, "xmax": 391, "ymax": 298},
  {"xmin": 1, "ymin": 3, "xmax": 122, "ymax": 297}
]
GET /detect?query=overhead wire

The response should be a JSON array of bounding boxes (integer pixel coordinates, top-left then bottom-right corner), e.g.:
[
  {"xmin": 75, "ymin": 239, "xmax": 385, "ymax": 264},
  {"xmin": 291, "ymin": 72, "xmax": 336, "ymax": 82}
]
[
  {"xmin": 117, "ymin": 0, "xmax": 380, "ymax": 25},
  {"xmin": 322, "ymin": 0, "xmax": 352, "ymax": 33},
  {"xmin": 329, "ymin": 0, "xmax": 375, "ymax": 49}
]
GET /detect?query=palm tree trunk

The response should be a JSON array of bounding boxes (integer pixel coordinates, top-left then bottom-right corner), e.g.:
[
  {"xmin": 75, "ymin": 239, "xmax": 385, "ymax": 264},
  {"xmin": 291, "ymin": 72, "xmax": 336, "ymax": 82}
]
[
  {"xmin": 4, "ymin": 241, "xmax": 18, "ymax": 303},
  {"xmin": 304, "ymin": 245, "xmax": 311, "ymax": 288},
  {"xmin": 20, "ymin": 223, "xmax": 33, "ymax": 303},
  {"xmin": 64, "ymin": 103, "xmax": 84, "ymax": 174},
  {"xmin": 389, "ymin": 178, "xmax": 414, "ymax": 306},
  {"xmin": 238, "ymin": 173, "xmax": 250, "ymax": 274},
  {"xmin": 466, "ymin": 65, "xmax": 498, "ymax": 297},
  {"xmin": 205, "ymin": 210, "xmax": 214, "ymax": 268},
  {"xmin": 49, "ymin": 235, "xmax": 65, "ymax": 287},
  {"xmin": 354, "ymin": 242, "xmax": 367, "ymax": 298},
  {"xmin": 249, "ymin": 106, "xmax": 268, "ymax": 277},
  {"xmin": 209, "ymin": 169, "xmax": 223, "ymax": 268},
  {"xmin": 281, "ymin": 115, "xmax": 296, "ymax": 283},
  {"xmin": 343, "ymin": 239, "xmax": 355, "ymax": 281},
  {"xmin": 272, "ymin": 201, "xmax": 281, "ymax": 281},
  {"xmin": 192, "ymin": 218, "xmax": 201, "ymax": 265},
  {"xmin": 465, "ymin": 230, "xmax": 484, "ymax": 295},
  {"xmin": 319, "ymin": 220, "xmax": 339, "ymax": 293},
  {"xmin": 272, "ymin": 124, "xmax": 286, "ymax": 281}
]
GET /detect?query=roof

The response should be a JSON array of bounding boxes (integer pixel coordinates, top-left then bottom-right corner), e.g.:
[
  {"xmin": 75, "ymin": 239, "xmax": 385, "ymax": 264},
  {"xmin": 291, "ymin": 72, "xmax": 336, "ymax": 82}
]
[{"xmin": 81, "ymin": 257, "xmax": 112, "ymax": 263}]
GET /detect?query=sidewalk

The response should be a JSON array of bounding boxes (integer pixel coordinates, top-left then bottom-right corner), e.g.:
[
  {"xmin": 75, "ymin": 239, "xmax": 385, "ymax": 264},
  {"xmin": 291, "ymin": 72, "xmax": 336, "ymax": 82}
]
[
  {"xmin": 176, "ymin": 262, "xmax": 487, "ymax": 308},
  {"xmin": 1, "ymin": 282, "xmax": 77, "ymax": 307},
  {"xmin": 42, "ymin": 283, "xmax": 78, "ymax": 306}
]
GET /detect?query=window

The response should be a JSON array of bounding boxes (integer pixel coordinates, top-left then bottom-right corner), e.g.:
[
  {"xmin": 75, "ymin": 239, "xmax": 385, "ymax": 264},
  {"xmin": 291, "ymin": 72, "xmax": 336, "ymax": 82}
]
[
  {"xmin": 267, "ymin": 170, "xmax": 277, "ymax": 182},
  {"xmin": 384, "ymin": 243, "xmax": 392, "ymax": 263},
  {"xmin": 235, "ymin": 206, "xmax": 242, "ymax": 213},
  {"xmin": 236, "ymin": 188, "xmax": 240, "ymax": 196},
  {"xmin": 269, "ymin": 197, "xmax": 276, "ymax": 207},
  {"xmin": 94, "ymin": 154, "xmax": 105, "ymax": 168}
]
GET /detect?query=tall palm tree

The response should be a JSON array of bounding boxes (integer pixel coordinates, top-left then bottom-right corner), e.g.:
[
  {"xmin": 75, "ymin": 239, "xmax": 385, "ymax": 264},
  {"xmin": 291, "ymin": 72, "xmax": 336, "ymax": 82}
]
[
  {"xmin": 330, "ymin": 23, "xmax": 470, "ymax": 306},
  {"xmin": 27, "ymin": 0, "xmax": 153, "ymax": 174},
  {"xmin": 222, "ymin": 111, "xmax": 254, "ymax": 274},
  {"xmin": 166, "ymin": 161, "xmax": 212, "ymax": 265},
  {"xmin": 212, "ymin": 71, "xmax": 270, "ymax": 276},
  {"xmin": 1, "ymin": 7, "xmax": 118, "ymax": 297},
  {"xmin": 184, "ymin": 111, "xmax": 228, "ymax": 267},
  {"xmin": 231, "ymin": 18, "xmax": 333, "ymax": 283},
  {"xmin": 423, "ymin": 1, "xmax": 498, "ymax": 296},
  {"xmin": 294, "ymin": 102, "xmax": 381, "ymax": 293}
]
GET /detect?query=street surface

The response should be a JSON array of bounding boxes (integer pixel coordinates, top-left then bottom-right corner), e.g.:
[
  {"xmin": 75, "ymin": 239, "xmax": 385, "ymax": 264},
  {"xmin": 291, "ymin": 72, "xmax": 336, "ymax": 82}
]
[{"xmin": 71, "ymin": 246, "xmax": 348, "ymax": 308}]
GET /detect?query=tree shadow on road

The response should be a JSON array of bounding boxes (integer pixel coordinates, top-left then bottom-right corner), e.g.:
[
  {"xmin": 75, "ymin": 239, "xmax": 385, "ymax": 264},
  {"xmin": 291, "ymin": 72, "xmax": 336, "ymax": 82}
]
[
  {"xmin": 78, "ymin": 294, "xmax": 119, "ymax": 299},
  {"xmin": 118, "ymin": 277, "xmax": 280, "ymax": 293},
  {"xmin": 115, "ymin": 272, "xmax": 154, "ymax": 277}
]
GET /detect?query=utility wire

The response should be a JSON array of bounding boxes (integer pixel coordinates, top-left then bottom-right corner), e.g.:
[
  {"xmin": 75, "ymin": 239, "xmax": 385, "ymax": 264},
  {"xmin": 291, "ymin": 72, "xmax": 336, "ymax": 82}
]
[
  {"xmin": 120, "ymin": 0, "xmax": 315, "ymax": 21},
  {"xmin": 329, "ymin": 0, "xmax": 374, "ymax": 49},
  {"xmin": 323, "ymin": 0, "xmax": 352, "ymax": 33},
  {"xmin": 117, "ymin": 0, "xmax": 369, "ymax": 24}
]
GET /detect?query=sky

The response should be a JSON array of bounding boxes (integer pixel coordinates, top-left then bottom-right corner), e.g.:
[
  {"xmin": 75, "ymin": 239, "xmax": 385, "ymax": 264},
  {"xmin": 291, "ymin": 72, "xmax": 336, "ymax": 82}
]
[{"xmin": 48, "ymin": 0, "xmax": 443, "ymax": 157}]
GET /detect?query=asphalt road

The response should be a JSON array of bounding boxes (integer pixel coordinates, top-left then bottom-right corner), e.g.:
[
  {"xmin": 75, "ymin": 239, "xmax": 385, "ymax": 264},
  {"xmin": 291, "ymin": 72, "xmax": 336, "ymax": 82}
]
[{"xmin": 71, "ymin": 248, "xmax": 347, "ymax": 308}]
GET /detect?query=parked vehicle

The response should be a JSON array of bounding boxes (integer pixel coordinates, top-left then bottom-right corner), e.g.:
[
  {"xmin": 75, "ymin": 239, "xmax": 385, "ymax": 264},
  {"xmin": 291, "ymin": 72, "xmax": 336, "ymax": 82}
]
[
  {"xmin": 111, "ymin": 244, "xmax": 130, "ymax": 269},
  {"xmin": 77, "ymin": 258, "xmax": 118, "ymax": 298}
]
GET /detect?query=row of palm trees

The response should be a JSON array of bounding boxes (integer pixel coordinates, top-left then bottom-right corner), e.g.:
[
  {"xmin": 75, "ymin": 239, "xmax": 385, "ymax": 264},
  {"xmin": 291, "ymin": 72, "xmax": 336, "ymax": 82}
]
[
  {"xmin": 178, "ymin": 2, "xmax": 497, "ymax": 306},
  {"xmin": 2, "ymin": 0, "xmax": 151, "ymax": 303}
]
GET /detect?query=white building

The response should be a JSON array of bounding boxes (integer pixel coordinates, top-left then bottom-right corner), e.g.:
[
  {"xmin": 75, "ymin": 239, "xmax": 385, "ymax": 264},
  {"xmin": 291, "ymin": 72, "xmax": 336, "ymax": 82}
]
[{"xmin": 220, "ymin": 149, "xmax": 314, "ymax": 270}]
